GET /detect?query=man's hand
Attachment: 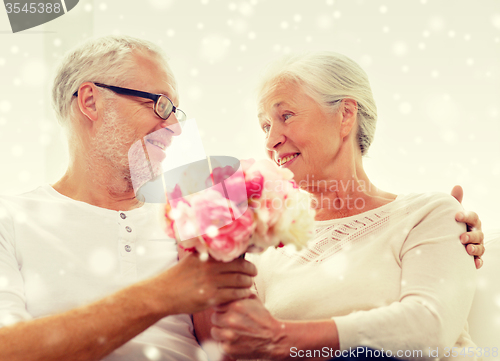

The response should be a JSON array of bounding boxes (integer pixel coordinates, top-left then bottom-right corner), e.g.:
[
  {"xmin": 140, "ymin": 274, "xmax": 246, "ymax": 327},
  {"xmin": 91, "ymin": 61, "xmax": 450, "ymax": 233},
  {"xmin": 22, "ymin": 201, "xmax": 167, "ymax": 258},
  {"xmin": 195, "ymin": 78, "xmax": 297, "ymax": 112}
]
[
  {"xmin": 451, "ymin": 185, "xmax": 485, "ymax": 269},
  {"xmin": 0, "ymin": 254, "xmax": 256, "ymax": 361},
  {"xmin": 156, "ymin": 254, "xmax": 257, "ymax": 316}
]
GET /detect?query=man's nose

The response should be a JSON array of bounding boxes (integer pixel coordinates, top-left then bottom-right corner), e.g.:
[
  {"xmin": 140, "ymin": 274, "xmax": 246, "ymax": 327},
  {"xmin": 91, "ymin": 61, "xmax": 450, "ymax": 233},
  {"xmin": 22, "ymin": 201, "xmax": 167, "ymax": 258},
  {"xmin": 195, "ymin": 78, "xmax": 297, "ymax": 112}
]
[{"xmin": 160, "ymin": 113, "xmax": 182, "ymax": 136}]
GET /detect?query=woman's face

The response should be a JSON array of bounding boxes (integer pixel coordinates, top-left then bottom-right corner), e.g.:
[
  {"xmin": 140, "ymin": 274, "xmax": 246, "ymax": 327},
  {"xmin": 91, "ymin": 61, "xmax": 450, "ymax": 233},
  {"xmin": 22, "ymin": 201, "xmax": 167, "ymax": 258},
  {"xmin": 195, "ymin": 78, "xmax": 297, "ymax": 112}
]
[{"xmin": 258, "ymin": 81, "xmax": 344, "ymax": 185}]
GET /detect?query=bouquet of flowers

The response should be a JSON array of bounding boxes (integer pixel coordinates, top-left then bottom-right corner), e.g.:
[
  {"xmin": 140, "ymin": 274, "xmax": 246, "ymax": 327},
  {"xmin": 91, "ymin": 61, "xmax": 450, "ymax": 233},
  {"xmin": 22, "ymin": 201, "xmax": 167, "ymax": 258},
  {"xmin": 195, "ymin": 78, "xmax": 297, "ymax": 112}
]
[{"xmin": 164, "ymin": 159, "xmax": 316, "ymax": 262}]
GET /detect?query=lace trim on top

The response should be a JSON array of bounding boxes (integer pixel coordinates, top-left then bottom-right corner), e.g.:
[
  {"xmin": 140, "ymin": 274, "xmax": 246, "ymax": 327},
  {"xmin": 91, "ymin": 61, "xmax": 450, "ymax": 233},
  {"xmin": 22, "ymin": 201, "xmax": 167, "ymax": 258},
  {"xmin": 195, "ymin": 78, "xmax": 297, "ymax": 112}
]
[{"xmin": 279, "ymin": 209, "xmax": 394, "ymax": 265}]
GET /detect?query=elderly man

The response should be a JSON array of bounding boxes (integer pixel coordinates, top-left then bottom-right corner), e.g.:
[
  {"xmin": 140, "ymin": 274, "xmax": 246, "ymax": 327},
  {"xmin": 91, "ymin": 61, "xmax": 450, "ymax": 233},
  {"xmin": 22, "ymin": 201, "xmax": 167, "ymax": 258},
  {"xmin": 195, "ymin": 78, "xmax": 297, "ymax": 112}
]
[{"xmin": 0, "ymin": 36, "xmax": 256, "ymax": 361}]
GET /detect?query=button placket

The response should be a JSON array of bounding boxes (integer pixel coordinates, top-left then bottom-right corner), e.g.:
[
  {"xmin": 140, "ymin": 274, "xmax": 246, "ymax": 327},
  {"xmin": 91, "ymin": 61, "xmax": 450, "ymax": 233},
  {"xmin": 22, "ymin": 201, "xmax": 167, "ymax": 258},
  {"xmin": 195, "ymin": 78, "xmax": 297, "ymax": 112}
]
[{"xmin": 117, "ymin": 211, "xmax": 137, "ymax": 279}]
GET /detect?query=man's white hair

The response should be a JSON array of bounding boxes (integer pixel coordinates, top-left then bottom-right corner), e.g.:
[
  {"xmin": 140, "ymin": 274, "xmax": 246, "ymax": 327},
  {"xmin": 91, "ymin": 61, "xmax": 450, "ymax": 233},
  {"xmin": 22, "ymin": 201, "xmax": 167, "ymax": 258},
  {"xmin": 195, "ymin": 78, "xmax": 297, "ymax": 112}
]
[
  {"xmin": 258, "ymin": 52, "xmax": 378, "ymax": 156},
  {"xmin": 52, "ymin": 35, "xmax": 175, "ymax": 127}
]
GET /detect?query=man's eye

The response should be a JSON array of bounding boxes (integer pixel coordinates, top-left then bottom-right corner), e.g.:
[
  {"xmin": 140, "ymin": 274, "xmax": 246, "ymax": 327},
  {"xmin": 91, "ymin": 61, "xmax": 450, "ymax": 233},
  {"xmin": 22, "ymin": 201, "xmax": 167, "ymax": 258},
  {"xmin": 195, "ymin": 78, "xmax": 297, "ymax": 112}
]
[
  {"xmin": 283, "ymin": 114, "xmax": 293, "ymax": 120},
  {"xmin": 262, "ymin": 124, "xmax": 270, "ymax": 134}
]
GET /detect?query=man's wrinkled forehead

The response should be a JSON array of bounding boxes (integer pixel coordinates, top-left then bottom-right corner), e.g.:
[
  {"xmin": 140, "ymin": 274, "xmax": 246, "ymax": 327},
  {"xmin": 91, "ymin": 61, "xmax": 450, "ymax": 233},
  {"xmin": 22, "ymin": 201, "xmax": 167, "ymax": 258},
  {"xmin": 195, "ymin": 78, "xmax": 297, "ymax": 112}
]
[
  {"xmin": 154, "ymin": 56, "xmax": 180, "ymax": 104},
  {"xmin": 160, "ymin": 80, "xmax": 179, "ymax": 106}
]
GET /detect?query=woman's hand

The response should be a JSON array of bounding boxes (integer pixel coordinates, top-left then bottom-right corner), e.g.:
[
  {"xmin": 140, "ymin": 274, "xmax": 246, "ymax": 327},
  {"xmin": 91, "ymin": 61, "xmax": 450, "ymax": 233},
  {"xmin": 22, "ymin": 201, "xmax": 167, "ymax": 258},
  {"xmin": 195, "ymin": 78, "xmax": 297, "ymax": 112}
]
[
  {"xmin": 211, "ymin": 295, "xmax": 339, "ymax": 360},
  {"xmin": 211, "ymin": 294, "xmax": 287, "ymax": 360},
  {"xmin": 451, "ymin": 185, "xmax": 485, "ymax": 269}
]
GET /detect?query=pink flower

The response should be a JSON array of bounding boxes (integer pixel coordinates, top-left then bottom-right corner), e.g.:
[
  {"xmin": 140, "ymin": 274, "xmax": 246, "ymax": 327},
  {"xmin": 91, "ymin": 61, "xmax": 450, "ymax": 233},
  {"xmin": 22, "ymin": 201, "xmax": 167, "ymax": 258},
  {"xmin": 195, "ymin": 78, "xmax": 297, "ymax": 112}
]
[
  {"xmin": 208, "ymin": 166, "xmax": 248, "ymax": 212},
  {"xmin": 167, "ymin": 184, "xmax": 189, "ymax": 207},
  {"xmin": 210, "ymin": 165, "xmax": 235, "ymax": 185},
  {"xmin": 167, "ymin": 200, "xmax": 199, "ymax": 241},
  {"xmin": 246, "ymin": 171, "xmax": 264, "ymax": 200},
  {"xmin": 163, "ymin": 157, "xmax": 316, "ymax": 262},
  {"xmin": 169, "ymin": 189, "xmax": 255, "ymax": 262},
  {"xmin": 202, "ymin": 208, "xmax": 254, "ymax": 262},
  {"xmin": 164, "ymin": 202, "xmax": 176, "ymax": 239},
  {"xmin": 190, "ymin": 190, "xmax": 235, "ymax": 235}
]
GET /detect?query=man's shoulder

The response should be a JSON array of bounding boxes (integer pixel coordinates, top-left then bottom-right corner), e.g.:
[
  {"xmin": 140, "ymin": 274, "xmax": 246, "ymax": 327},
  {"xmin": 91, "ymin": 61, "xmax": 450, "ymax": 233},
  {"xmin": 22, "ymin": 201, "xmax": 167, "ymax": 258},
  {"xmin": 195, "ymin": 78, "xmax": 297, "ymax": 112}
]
[
  {"xmin": 0, "ymin": 185, "xmax": 56, "ymax": 208},
  {"xmin": 0, "ymin": 186, "xmax": 54, "ymax": 243}
]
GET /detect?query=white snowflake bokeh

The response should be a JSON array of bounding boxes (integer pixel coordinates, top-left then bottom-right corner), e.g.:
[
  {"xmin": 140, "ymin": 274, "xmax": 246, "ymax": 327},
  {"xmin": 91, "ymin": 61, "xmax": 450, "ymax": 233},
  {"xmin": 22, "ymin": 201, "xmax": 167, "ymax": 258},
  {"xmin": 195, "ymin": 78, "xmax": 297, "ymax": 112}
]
[{"xmin": 143, "ymin": 345, "xmax": 161, "ymax": 361}]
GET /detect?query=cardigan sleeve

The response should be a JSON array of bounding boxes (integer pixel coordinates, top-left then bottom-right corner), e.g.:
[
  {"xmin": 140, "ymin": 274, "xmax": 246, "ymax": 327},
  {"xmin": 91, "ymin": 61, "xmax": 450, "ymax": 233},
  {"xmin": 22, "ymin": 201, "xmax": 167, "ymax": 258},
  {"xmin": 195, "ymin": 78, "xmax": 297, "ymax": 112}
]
[{"xmin": 333, "ymin": 194, "xmax": 476, "ymax": 360}]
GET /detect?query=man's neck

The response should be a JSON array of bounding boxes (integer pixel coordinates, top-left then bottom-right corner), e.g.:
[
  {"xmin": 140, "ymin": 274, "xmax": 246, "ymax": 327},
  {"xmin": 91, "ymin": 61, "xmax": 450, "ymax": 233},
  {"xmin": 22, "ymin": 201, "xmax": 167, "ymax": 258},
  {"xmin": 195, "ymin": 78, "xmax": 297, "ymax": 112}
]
[{"xmin": 52, "ymin": 163, "xmax": 143, "ymax": 212}]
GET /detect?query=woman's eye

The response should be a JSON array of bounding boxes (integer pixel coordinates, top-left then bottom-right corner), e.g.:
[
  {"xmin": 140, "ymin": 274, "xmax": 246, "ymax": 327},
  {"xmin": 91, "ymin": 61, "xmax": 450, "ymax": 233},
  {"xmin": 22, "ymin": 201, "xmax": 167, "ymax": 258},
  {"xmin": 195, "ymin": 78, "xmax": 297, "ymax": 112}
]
[
  {"xmin": 262, "ymin": 124, "xmax": 270, "ymax": 134},
  {"xmin": 283, "ymin": 114, "xmax": 293, "ymax": 120}
]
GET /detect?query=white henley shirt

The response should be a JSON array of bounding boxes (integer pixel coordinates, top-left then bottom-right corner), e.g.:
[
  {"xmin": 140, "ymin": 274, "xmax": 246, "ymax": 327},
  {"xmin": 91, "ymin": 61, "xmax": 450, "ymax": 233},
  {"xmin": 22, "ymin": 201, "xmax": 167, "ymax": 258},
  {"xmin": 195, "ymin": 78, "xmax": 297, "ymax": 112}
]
[{"xmin": 0, "ymin": 185, "xmax": 208, "ymax": 360}]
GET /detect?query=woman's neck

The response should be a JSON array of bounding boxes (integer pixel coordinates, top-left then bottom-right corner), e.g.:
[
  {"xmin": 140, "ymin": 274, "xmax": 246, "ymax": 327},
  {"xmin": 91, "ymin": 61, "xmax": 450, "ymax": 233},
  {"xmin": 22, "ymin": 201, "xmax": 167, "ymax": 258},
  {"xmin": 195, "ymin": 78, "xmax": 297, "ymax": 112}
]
[{"xmin": 302, "ymin": 161, "xmax": 397, "ymax": 221}]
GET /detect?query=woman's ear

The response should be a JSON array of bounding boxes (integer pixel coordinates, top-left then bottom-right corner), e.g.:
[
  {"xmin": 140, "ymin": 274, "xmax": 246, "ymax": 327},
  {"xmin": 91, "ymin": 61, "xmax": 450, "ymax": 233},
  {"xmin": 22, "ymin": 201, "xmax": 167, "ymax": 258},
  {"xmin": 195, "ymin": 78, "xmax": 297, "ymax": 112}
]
[
  {"xmin": 75, "ymin": 82, "xmax": 99, "ymax": 122},
  {"xmin": 339, "ymin": 98, "xmax": 358, "ymax": 138}
]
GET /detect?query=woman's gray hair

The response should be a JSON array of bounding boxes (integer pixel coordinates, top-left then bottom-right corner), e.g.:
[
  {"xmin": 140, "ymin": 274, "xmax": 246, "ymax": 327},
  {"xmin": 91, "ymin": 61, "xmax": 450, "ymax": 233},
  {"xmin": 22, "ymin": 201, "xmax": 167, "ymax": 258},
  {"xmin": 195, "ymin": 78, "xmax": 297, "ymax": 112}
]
[
  {"xmin": 52, "ymin": 35, "xmax": 174, "ymax": 127},
  {"xmin": 258, "ymin": 52, "xmax": 377, "ymax": 156}
]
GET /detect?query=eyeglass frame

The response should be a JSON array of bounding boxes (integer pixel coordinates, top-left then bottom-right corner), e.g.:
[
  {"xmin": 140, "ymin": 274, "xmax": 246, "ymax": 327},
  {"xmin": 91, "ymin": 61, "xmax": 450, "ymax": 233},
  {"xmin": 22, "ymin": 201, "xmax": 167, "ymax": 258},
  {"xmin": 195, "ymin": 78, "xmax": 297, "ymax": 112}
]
[{"xmin": 72, "ymin": 82, "xmax": 186, "ymax": 124}]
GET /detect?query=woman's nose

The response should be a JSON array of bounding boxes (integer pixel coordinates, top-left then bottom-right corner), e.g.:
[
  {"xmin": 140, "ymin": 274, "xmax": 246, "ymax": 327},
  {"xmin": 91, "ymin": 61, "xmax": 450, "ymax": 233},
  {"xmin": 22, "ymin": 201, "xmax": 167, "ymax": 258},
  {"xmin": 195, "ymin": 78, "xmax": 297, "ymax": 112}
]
[{"xmin": 265, "ymin": 125, "xmax": 286, "ymax": 152}]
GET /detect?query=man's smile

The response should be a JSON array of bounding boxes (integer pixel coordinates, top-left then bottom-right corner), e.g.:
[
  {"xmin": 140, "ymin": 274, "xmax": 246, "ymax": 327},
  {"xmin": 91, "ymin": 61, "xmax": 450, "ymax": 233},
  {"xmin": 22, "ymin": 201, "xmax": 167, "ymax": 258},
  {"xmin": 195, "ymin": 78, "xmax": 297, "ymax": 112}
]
[{"xmin": 146, "ymin": 138, "xmax": 167, "ymax": 150}]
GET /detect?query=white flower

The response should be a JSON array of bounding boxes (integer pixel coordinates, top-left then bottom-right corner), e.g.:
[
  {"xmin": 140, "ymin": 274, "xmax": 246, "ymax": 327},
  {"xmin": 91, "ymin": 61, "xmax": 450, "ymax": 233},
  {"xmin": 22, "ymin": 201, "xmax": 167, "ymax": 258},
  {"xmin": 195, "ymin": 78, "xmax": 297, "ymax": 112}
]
[{"xmin": 274, "ymin": 189, "xmax": 316, "ymax": 250}]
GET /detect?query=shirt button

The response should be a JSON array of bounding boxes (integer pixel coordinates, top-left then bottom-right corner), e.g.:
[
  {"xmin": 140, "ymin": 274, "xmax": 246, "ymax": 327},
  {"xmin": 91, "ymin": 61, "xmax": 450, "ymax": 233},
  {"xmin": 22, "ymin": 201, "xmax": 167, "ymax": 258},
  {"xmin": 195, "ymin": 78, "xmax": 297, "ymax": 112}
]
[
  {"xmin": 120, "ymin": 213, "xmax": 126, "ymax": 219},
  {"xmin": 125, "ymin": 226, "xmax": 132, "ymax": 232},
  {"xmin": 124, "ymin": 245, "xmax": 132, "ymax": 252}
]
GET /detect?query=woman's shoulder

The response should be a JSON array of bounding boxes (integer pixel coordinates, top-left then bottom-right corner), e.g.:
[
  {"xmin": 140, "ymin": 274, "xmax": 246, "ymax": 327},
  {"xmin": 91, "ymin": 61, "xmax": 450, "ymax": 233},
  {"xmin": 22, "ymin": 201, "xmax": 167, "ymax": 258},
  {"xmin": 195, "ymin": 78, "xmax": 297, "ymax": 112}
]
[
  {"xmin": 313, "ymin": 192, "xmax": 460, "ymax": 226},
  {"xmin": 396, "ymin": 191, "xmax": 462, "ymax": 211},
  {"xmin": 395, "ymin": 192, "xmax": 464, "ymax": 232}
]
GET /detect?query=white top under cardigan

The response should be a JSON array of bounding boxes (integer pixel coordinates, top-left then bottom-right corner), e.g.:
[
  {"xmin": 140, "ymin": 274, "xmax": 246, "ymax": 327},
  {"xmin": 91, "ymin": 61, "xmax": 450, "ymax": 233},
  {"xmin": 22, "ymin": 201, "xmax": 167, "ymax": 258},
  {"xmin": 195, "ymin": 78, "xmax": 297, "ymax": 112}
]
[
  {"xmin": 248, "ymin": 192, "xmax": 477, "ymax": 361},
  {"xmin": 0, "ymin": 185, "xmax": 208, "ymax": 361}
]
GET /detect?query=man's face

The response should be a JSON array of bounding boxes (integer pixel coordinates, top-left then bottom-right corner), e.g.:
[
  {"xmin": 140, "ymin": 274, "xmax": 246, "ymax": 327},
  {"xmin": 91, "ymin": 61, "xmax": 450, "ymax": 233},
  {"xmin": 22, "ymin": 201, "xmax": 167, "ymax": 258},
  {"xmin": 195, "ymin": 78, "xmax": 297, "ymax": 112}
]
[{"xmin": 88, "ymin": 52, "xmax": 181, "ymax": 190}]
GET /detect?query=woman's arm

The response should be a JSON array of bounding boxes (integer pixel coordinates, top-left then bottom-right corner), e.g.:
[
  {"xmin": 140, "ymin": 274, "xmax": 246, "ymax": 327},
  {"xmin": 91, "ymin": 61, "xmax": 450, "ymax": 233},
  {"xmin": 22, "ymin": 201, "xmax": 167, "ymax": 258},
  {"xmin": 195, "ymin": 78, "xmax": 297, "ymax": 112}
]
[
  {"xmin": 211, "ymin": 194, "xmax": 476, "ymax": 360},
  {"xmin": 211, "ymin": 295, "xmax": 339, "ymax": 361},
  {"xmin": 194, "ymin": 309, "xmax": 238, "ymax": 361},
  {"xmin": 332, "ymin": 199, "xmax": 475, "ymax": 357}
]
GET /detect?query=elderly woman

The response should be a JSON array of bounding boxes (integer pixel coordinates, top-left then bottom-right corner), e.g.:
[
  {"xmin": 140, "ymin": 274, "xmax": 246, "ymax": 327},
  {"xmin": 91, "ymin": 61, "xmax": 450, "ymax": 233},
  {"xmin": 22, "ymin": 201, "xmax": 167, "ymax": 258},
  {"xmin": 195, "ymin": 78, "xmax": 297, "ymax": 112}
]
[{"xmin": 194, "ymin": 52, "xmax": 483, "ymax": 361}]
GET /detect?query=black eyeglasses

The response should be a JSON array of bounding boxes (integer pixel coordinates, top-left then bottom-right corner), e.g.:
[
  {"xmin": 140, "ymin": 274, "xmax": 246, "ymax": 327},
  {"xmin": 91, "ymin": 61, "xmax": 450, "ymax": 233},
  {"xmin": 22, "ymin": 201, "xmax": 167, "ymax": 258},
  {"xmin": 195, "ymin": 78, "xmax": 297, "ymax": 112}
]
[{"xmin": 73, "ymin": 83, "xmax": 187, "ymax": 125}]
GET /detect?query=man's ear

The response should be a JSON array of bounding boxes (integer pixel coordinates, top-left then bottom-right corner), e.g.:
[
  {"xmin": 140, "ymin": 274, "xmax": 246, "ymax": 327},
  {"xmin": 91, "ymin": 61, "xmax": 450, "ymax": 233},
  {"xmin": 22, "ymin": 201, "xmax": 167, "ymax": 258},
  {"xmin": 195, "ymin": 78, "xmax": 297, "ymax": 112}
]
[
  {"xmin": 339, "ymin": 98, "xmax": 358, "ymax": 139},
  {"xmin": 76, "ymin": 82, "xmax": 99, "ymax": 122}
]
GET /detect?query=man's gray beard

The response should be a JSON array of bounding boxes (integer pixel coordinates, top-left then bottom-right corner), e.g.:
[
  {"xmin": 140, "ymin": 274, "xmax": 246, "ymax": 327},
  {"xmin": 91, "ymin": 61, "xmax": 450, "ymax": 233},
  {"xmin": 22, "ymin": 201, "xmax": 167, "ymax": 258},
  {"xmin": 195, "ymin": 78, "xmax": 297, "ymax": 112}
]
[
  {"xmin": 128, "ymin": 139, "xmax": 163, "ymax": 195},
  {"xmin": 86, "ymin": 107, "xmax": 162, "ymax": 196}
]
